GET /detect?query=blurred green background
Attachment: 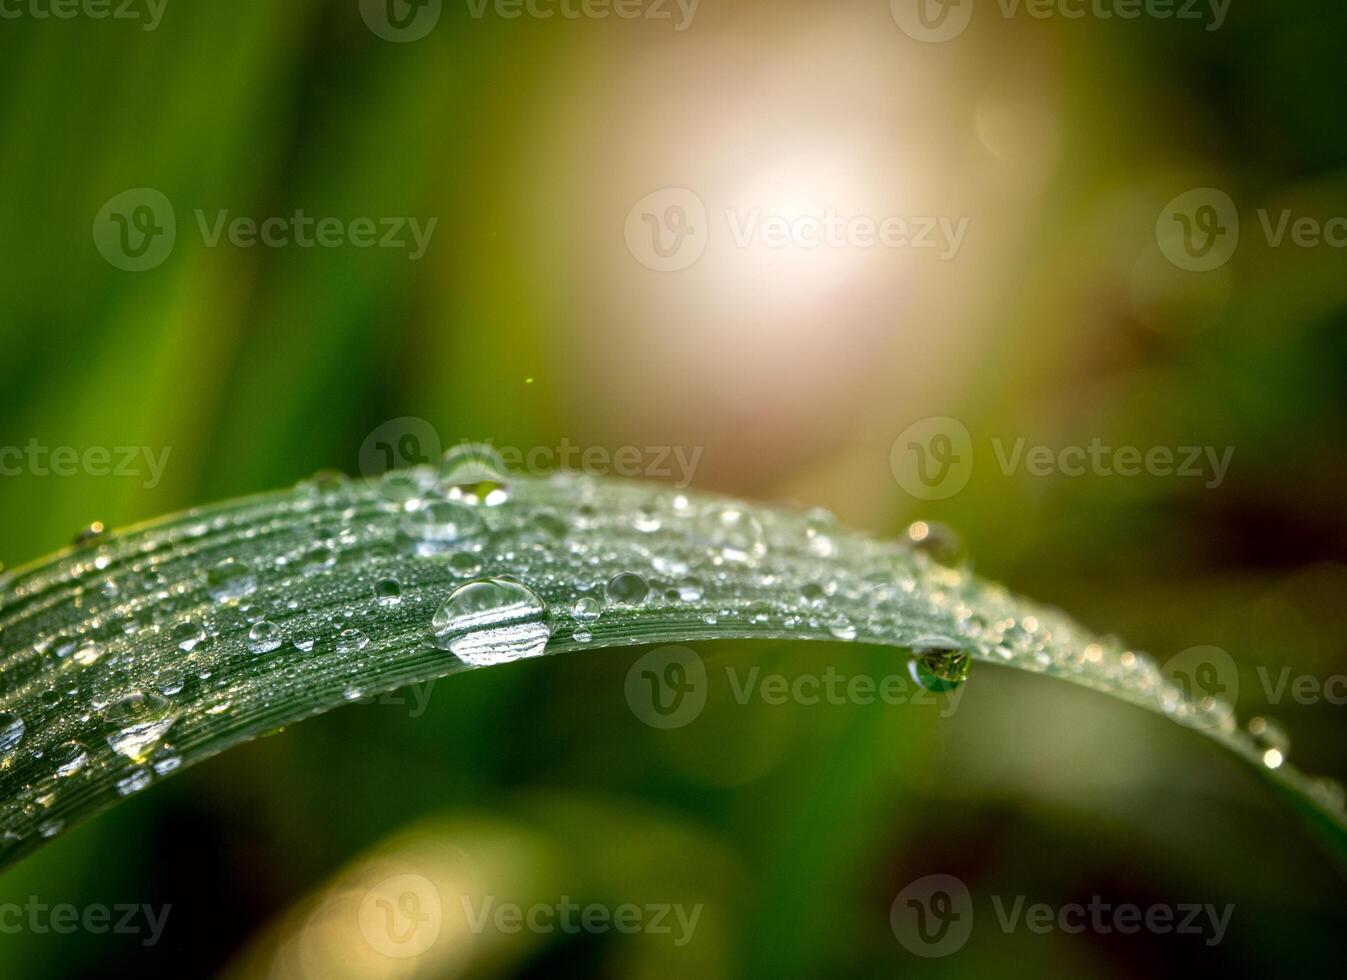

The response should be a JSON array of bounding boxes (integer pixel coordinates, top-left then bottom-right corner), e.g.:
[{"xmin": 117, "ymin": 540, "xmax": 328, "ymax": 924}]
[{"xmin": 2, "ymin": 0, "xmax": 1346, "ymax": 976}]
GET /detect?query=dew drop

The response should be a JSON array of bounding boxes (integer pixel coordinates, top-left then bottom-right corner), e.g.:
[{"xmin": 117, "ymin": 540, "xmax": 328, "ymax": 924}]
[
  {"xmin": 104, "ymin": 691, "xmax": 177, "ymax": 762},
  {"xmin": 51, "ymin": 740, "xmax": 90, "ymax": 778},
  {"xmin": 828, "ymin": 615, "xmax": 857, "ymax": 641},
  {"xmin": 173, "ymin": 620, "xmax": 206, "ymax": 653},
  {"xmin": 206, "ymin": 558, "xmax": 257, "ymax": 602},
  {"xmin": 430, "ymin": 578, "xmax": 549, "ymax": 666},
  {"xmin": 606, "ymin": 572, "xmax": 649, "ymax": 606},
  {"xmin": 804, "ymin": 508, "xmax": 838, "ymax": 557},
  {"xmin": 449, "ymin": 551, "xmax": 483, "ymax": 577},
  {"xmin": 116, "ymin": 768, "xmax": 152, "ymax": 796},
  {"xmin": 0, "ymin": 713, "xmax": 25, "ymax": 755},
  {"xmin": 675, "ymin": 576, "xmax": 703, "ymax": 602},
  {"xmin": 904, "ymin": 521, "xmax": 966, "ymax": 567},
  {"xmin": 572, "ymin": 596, "xmax": 602, "ymax": 623},
  {"xmin": 247, "ymin": 621, "xmax": 284, "ymax": 655},
  {"xmin": 337, "ymin": 628, "xmax": 369, "ymax": 654},
  {"xmin": 707, "ymin": 507, "xmax": 767, "ymax": 562},
  {"xmin": 907, "ymin": 639, "xmax": 972, "ymax": 693},
  {"xmin": 155, "ymin": 668, "xmax": 186, "ymax": 697},
  {"xmin": 374, "ymin": 579, "xmax": 403, "ymax": 605},
  {"xmin": 401, "ymin": 499, "xmax": 485, "ymax": 543},
  {"xmin": 442, "ymin": 443, "xmax": 510, "ymax": 505}
]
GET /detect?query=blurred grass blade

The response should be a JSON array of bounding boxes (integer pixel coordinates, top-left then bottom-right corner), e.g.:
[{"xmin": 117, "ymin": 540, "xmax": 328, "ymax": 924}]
[{"xmin": 1, "ymin": 467, "xmax": 1344, "ymax": 868}]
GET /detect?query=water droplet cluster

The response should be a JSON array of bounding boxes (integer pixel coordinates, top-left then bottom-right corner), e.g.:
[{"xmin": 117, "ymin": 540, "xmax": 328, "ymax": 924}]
[{"xmin": 0, "ymin": 456, "xmax": 1339, "ymax": 861}]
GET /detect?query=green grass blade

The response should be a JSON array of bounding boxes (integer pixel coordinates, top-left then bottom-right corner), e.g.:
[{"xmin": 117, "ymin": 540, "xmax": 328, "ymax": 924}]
[{"xmin": 1, "ymin": 469, "xmax": 1343, "ymax": 869}]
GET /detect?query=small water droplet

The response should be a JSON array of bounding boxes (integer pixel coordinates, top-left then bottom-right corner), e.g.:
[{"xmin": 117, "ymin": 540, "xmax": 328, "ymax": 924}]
[
  {"xmin": 706, "ymin": 507, "xmax": 767, "ymax": 562},
  {"xmin": 804, "ymin": 508, "xmax": 838, "ymax": 557},
  {"xmin": 104, "ymin": 691, "xmax": 177, "ymax": 762},
  {"xmin": 72, "ymin": 521, "xmax": 107, "ymax": 548},
  {"xmin": 206, "ymin": 558, "xmax": 257, "ymax": 602},
  {"xmin": 336, "ymin": 628, "xmax": 369, "ymax": 654},
  {"xmin": 116, "ymin": 768, "xmax": 152, "ymax": 796},
  {"xmin": 247, "ymin": 621, "xmax": 284, "ymax": 655},
  {"xmin": 374, "ymin": 579, "xmax": 403, "ymax": 605},
  {"xmin": 606, "ymin": 572, "xmax": 649, "ymax": 606},
  {"xmin": 450, "ymin": 551, "xmax": 483, "ymax": 577},
  {"xmin": 904, "ymin": 521, "xmax": 966, "ymax": 566},
  {"xmin": 39, "ymin": 819, "xmax": 64, "ymax": 839},
  {"xmin": 828, "ymin": 615, "xmax": 857, "ymax": 640},
  {"xmin": 0, "ymin": 713, "xmax": 25, "ymax": 755},
  {"xmin": 155, "ymin": 667, "xmax": 186, "ymax": 697},
  {"xmin": 173, "ymin": 620, "xmax": 206, "ymax": 653},
  {"xmin": 430, "ymin": 578, "xmax": 549, "ymax": 666},
  {"xmin": 51, "ymin": 740, "xmax": 90, "ymax": 778},
  {"xmin": 675, "ymin": 576, "xmax": 703, "ymax": 602},
  {"xmin": 572, "ymin": 596, "xmax": 602, "ymax": 623}
]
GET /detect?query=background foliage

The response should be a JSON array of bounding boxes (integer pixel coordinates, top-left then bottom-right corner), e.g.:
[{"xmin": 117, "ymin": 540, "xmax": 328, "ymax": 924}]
[{"xmin": 1, "ymin": 0, "xmax": 1345, "ymax": 976}]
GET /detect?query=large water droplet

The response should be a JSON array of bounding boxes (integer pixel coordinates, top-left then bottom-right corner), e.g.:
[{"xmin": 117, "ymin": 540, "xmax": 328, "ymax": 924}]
[
  {"xmin": 907, "ymin": 639, "xmax": 972, "ymax": 693},
  {"xmin": 430, "ymin": 578, "xmax": 549, "ymax": 666},
  {"xmin": 374, "ymin": 579, "xmax": 402, "ymax": 605},
  {"xmin": 442, "ymin": 443, "xmax": 510, "ymax": 505},
  {"xmin": 606, "ymin": 572, "xmax": 649, "ymax": 606},
  {"xmin": 247, "ymin": 621, "xmax": 284, "ymax": 655},
  {"xmin": 104, "ymin": 691, "xmax": 177, "ymax": 762},
  {"xmin": 51, "ymin": 740, "xmax": 90, "ymax": 778},
  {"xmin": 173, "ymin": 620, "xmax": 206, "ymax": 653},
  {"xmin": 400, "ymin": 499, "xmax": 485, "ymax": 544}
]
